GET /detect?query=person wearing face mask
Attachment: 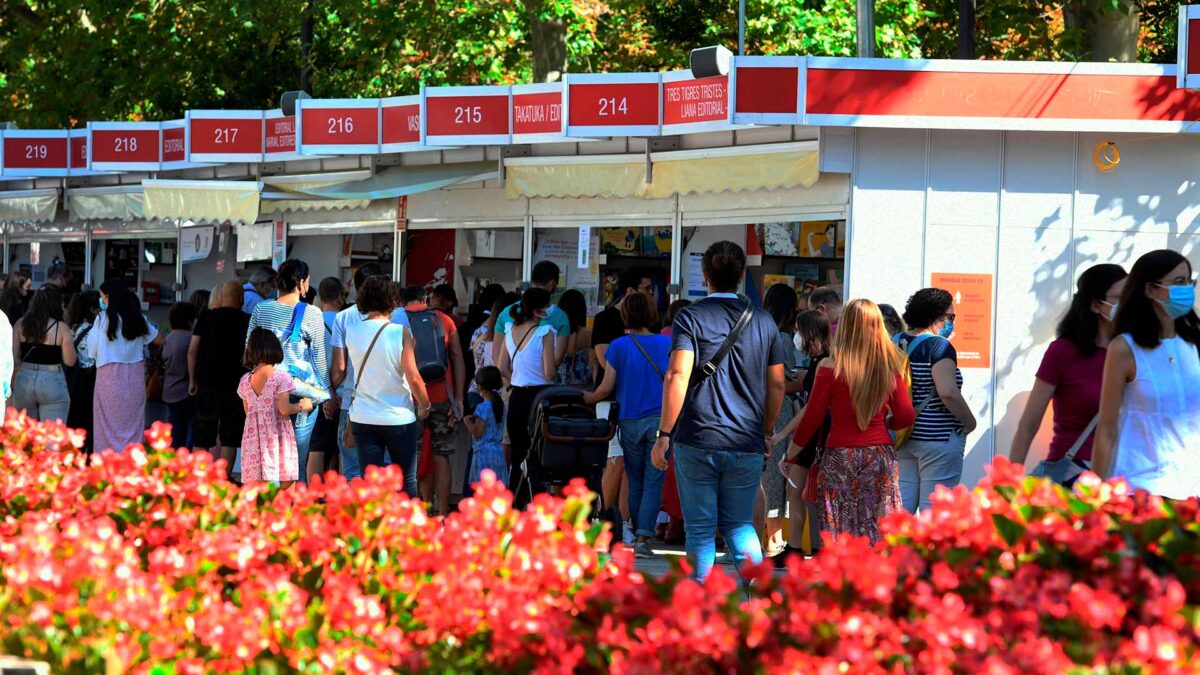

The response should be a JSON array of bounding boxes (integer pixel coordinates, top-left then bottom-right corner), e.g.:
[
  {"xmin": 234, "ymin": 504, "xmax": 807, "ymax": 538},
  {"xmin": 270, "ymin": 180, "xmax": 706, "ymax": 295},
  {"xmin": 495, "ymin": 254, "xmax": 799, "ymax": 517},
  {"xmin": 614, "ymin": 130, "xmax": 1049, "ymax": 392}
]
[
  {"xmin": 1009, "ymin": 264, "xmax": 1127, "ymax": 486},
  {"xmin": 497, "ymin": 287, "xmax": 559, "ymax": 506},
  {"xmin": 245, "ymin": 259, "xmax": 329, "ymax": 483},
  {"xmin": 894, "ymin": 288, "xmax": 977, "ymax": 513},
  {"xmin": 1093, "ymin": 250, "xmax": 1200, "ymax": 499}
]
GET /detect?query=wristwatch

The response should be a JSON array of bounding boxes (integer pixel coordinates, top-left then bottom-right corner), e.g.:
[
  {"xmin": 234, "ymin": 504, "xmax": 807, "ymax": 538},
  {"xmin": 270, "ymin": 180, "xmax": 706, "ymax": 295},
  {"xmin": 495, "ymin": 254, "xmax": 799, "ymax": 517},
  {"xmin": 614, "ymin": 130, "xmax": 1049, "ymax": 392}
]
[{"xmin": 656, "ymin": 429, "xmax": 673, "ymax": 440}]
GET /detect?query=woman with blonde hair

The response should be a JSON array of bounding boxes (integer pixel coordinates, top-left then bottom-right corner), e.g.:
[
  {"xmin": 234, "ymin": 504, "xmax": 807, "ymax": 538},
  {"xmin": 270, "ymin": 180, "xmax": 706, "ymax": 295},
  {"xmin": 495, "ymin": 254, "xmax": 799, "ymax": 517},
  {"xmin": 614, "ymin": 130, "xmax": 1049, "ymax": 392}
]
[{"xmin": 782, "ymin": 299, "xmax": 915, "ymax": 544}]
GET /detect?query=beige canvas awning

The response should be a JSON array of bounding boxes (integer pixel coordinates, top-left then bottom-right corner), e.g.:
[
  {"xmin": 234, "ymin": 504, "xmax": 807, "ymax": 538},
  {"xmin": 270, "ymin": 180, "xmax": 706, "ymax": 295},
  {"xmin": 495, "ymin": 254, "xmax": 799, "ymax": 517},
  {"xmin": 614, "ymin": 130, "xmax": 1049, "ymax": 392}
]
[
  {"xmin": 142, "ymin": 179, "xmax": 261, "ymax": 225},
  {"xmin": 0, "ymin": 188, "xmax": 59, "ymax": 223},
  {"xmin": 505, "ymin": 142, "xmax": 819, "ymax": 200}
]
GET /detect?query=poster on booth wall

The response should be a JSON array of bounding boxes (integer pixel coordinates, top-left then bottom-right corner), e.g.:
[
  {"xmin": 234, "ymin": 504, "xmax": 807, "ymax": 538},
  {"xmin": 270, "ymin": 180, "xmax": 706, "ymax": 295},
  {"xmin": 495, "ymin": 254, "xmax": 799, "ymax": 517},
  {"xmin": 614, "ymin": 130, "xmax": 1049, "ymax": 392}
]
[
  {"xmin": 600, "ymin": 228, "xmax": 639, "ymax": 256},
  {"xmin": 799, "ymin": 221, "xmax": 838, "ymax": 258},
  {"xmin": 405, "ymin": 229, "xmax": 456, "ymax": 291},
  {"xmin": 929, "ymin": 272, "xmax": 993, "ymax": 368},
  {"xmin": 180, "ymin": 226, "xmax": 215, "ymax": 264},
  {"xmin": 533, "ymin": 228, "xmax": 600, "ymax": 314}
]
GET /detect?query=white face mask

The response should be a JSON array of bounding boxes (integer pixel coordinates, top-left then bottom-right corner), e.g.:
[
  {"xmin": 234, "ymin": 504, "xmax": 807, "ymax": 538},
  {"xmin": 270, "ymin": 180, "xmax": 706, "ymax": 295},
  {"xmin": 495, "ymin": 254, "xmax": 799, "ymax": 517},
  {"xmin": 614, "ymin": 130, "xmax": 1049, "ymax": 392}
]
[
  {"xmin": 793, "ymin": 332, "xmax": 804, "ymax": 354},
  {"xmin": 1100, "ymin": 301, "xmax": 1118, "ymax": 321}
]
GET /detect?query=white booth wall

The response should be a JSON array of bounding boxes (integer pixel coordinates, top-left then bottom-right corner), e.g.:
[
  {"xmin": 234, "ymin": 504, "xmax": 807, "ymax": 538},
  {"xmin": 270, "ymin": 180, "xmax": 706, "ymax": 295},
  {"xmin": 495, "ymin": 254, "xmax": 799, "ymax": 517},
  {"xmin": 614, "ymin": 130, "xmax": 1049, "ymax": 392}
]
[{"xmin": 846, "ymin": 127, "xmax": 1200, "ymax": 488}]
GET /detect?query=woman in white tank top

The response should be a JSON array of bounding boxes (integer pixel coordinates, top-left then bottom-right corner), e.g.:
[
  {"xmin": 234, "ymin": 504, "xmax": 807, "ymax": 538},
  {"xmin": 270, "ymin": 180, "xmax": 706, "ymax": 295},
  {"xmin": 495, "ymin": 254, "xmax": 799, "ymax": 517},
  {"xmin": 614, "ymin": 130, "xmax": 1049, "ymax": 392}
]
[
  {"xmin": 1094, "ymin": 250, "xmax": 1200, "ymax": 499},
  {"xmin": 497, "ymin": 288, "xmax": 558, "ymax": 505}
]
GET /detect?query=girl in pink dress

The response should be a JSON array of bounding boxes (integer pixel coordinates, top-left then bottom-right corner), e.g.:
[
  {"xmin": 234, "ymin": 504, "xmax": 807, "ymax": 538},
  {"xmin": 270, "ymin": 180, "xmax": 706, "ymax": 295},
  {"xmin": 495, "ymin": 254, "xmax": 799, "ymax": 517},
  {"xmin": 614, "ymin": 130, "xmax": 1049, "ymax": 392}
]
[{"xmin": 238, "ymin": 329, "xmax": 313, "ymax": 488}]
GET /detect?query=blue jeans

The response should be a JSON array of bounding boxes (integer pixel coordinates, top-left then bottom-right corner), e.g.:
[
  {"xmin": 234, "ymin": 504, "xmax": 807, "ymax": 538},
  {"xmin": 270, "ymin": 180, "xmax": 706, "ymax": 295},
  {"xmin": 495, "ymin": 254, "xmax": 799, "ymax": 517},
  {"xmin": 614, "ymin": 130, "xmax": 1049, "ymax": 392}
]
[
  {"xmin": 620, "ymin": 416, "xmax": 665, "ymax": 538},
  {"xmin": 673, "ymin": 442, "xmax": 763, "ymax": 583},
  {"xmin": 898, "ymin": 430, "xmax": 966, "ymax": 513},
  {"xmin": 291, "ymin": 405, "xmax": 317, "ymax": 484},
  {"xmin": 351, "ymin": 421, "xmax": 419, "ymax": 497},
  {"xmin": 13, "ymin": 364, "xmax": 70, "ymax": 423},
  {"xmin": 337, "ymin": 410, "xmax": 361, "ymax": 480}
]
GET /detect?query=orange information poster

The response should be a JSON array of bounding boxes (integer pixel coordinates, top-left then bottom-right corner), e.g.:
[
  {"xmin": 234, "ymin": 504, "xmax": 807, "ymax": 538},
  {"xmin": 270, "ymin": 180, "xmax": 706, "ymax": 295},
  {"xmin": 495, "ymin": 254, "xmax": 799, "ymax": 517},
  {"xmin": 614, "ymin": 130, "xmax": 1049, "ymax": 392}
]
[{"xmin": 929, "ymin": 272, "xmax": 993, "ymax": 368}]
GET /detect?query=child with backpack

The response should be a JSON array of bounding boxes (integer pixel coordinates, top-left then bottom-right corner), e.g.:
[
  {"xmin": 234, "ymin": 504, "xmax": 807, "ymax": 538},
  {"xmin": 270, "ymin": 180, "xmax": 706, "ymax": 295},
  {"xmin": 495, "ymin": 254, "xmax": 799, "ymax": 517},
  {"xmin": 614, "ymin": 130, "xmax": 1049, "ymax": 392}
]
[
  {"xmin": 464, "ymin": 366, "xmax": 509, "ymax": 486},
  {"xmin": 238, "ymin": 328, "xmax": 314, "ymax": 489}
]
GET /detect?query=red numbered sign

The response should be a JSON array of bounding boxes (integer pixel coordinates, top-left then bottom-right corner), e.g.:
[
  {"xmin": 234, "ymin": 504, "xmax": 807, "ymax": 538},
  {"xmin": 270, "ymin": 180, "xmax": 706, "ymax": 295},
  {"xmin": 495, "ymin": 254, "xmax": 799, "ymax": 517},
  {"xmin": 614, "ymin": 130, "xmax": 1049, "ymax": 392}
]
[
  {"xmin": 188, "ymin": 111, "xmax": 264, "ymax": 162},
  {"xmin": 732, "ymin": 56, "xmax": 805, "ymax": 125},
  {"xmin": 88, "ymin": 122, "xmax": 161, "ymax": 171},
  {"xmin": 565, "ymin": 73, "xmax": 660, "ymax": 137},
  {"xmin": 381, "ymin": 96, "xmax": 423, "ymax": 152},
  {"xmin": 423, "ymin": 86, "xmax": 511, "ymax": 146},
  {"xmin": 297, "ymin": 99, "xmax": 380, "ymax": 154},
  {"xmin": 512, "ymin": 83, "xmax": 565, "ymax": 143},
  {"xmin": 2, "ymin": 131, "xmax": 69, "ymax": 177},
  {"xmin": 662, "ymin": 72, "xmax": 734, "ymax": 134}
]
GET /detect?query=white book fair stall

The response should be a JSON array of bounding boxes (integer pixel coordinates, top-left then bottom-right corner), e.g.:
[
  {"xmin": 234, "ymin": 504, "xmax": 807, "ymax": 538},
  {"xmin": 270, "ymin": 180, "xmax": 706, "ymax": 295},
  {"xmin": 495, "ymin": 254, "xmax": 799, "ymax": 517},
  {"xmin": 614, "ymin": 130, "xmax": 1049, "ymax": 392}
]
[{"xmin": 6, "ymin": 9, "xmax": 1200, "ymax": 485}]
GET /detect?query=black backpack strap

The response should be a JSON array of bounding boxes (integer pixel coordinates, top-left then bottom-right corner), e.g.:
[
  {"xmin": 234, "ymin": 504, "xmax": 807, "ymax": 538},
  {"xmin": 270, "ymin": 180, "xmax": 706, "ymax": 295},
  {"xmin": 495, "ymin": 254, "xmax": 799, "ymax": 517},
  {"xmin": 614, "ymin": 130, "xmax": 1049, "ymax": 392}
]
[
  {"xmin": 630, "ymin": 335, "xmax": 665, "ymax": 381},
  {"xmin": 693, "ymin": 297, "xmax": 754, "ymax": 386}
]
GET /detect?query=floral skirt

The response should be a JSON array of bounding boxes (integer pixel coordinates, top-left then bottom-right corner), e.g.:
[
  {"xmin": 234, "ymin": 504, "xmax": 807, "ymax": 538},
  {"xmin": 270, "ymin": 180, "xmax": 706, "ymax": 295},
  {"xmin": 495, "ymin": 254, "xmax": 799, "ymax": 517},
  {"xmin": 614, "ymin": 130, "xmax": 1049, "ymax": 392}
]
[{"xmin": 816, "ymin": 445, "xmax": 900, "ymax": 545}]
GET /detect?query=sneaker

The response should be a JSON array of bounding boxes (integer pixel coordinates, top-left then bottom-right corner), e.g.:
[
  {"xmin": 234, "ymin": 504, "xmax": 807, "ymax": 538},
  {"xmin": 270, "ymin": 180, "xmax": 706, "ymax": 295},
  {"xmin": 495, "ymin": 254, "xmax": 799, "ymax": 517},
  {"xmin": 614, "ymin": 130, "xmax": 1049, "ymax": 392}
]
[
  {"xmin": 622, "ymin": 521, "xmax": 636, "ymax": 547},
  {"xmin": 635, "ymin": 540, "xmax": 655, "ymax": 559}
]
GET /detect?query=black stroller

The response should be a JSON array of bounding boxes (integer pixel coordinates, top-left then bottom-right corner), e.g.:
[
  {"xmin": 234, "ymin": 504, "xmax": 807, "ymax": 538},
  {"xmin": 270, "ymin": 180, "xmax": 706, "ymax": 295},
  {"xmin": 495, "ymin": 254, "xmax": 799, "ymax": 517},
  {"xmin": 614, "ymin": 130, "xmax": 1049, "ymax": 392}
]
[{"xmin": 514, "ymin": 386, "xmax": 618, "ymax": 506}]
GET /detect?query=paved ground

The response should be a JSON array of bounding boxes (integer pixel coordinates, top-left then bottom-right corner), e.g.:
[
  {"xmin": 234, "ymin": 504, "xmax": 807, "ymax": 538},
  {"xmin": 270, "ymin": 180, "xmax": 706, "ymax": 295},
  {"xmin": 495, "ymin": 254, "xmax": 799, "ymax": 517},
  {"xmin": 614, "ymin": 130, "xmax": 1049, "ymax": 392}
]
[{"xmin": 632, "ymin": 543, "xmax": 740, "ymax": 577}]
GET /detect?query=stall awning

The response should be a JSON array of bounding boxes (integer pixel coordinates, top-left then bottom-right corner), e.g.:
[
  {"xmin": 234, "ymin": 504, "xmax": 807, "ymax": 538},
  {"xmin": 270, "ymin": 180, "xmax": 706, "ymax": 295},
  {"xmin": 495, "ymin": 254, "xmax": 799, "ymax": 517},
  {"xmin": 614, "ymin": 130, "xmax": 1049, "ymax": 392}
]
[
  {"xmin": 286, "ymin": 161, "xmax": 497, "ymax": 200},
  {"xmin": 505, "ymin": 142, "xmax": 819, "ymax": 199},
  {"xmin": 261, "ymin": 170, "xmax": 373, "ymax": 213},
  {"xmin": 68, "ymin": 185, "xmax": 144, "ymax": 222},
  {"xmin": 0, "ymin": 188, "xmax": 59, "ymax": 223},
  {"xmin": 142, "ymin": 179, "xmax": 261, "ymax": 225}
]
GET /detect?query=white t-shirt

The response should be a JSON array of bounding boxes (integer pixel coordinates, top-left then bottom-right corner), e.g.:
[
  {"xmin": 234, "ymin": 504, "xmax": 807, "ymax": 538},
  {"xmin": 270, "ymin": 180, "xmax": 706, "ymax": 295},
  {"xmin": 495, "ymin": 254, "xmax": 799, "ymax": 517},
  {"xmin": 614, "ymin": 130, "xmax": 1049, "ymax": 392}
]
[
  {"xmin": 87, "ymin": 313, "xmax": 159, "ymax": 367},
  {"xmin": 506, "ymin": 324, "xmax": 556, "ymax": 388},
  {"xmin": 345, "ymin": 318, "xmax": 415, "ymax": 426},
  {"xmin": 331, "ymin": 306, "xmax": 410, "ymax": 411}
]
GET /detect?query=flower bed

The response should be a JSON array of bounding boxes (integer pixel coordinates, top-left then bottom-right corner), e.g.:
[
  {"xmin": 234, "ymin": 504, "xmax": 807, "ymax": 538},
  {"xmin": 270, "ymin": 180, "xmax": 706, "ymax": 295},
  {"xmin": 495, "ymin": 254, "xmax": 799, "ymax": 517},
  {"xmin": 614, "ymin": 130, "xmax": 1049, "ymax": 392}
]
[{"xmin": 0, "ymin": 413, "xmax": 1196, "ymax": 673}]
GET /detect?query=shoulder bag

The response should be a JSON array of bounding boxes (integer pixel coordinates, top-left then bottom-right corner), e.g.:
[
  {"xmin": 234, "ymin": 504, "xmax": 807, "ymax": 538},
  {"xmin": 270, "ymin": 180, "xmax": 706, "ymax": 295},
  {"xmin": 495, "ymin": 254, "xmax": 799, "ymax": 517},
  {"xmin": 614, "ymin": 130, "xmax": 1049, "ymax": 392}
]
[
  {"xmin": 629, "ymin": 335, "xmax": 665, "ymax": 381},
  {"xmin": 283, "ymin": 303, "xmax": 330, "ymax": 402},
  {"xmin": 342, "ymin": 322, "xmax": 390, "ymax": 450},
  {"xmin": 690, "ymin": 297, "xmax": 754, "ymax": 388},
  {"xmin": 1028, "ymin": 414, "xmax": 1098, "ymax": 487}
]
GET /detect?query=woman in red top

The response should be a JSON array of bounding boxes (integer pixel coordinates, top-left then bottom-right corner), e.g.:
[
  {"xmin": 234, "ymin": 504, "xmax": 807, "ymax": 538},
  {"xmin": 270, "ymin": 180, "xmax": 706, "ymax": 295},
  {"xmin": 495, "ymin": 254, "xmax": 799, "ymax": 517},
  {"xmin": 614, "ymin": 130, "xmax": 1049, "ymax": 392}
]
[{"xmin": 782, "ymin": 299, "xmax": 915, "ymax": 544}]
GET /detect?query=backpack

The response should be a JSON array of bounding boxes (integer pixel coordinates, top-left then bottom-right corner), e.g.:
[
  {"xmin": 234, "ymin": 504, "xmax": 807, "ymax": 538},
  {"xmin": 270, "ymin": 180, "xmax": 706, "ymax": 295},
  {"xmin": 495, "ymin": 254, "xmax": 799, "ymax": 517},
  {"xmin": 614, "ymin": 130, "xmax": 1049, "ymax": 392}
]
[
  {"xmin": 406, "ymin": 309, "xmax": 449, "ymax": 383},
  {"xmin": 892, "ymin": 332, "xmax": 937, "ymax": 449}
]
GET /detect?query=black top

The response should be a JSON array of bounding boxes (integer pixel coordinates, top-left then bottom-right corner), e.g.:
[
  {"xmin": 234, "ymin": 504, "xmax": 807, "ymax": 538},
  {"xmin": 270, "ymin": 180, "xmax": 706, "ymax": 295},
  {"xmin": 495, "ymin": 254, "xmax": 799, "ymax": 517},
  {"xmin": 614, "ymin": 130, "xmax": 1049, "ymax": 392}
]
[
  {"xmin": 592, "ymin": 306, "xmax": 625, "ymax": 389},
  {"xmin": 193, "ymin": 307, "xmax": 251, "ymax": 393},
  {"xmin": 20, "ymin": 322, "xmax": 63, "ymax": 366},
  {"xmin": 796, "ymin": 350, "xmax": 832, "ymax": 467}
]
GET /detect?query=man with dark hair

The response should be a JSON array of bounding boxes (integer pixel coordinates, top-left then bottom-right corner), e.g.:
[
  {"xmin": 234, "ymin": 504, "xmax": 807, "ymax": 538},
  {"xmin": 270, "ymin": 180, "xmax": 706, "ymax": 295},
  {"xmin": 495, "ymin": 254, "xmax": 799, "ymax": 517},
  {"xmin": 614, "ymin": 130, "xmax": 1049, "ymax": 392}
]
[
  {"xmin": 242, "ymin": 266, "xmax": 277, "ymax": 315},
  {"xmin": 491, "ymin": 260, "xmax": 569, "ymax": 366},
  {"xmin": 651, "ymin": 241, "xmax": 787, "ymax": 583},
  {"xmin": 329, "ymin": 262, "xmax": 407, "ymax": 480},
  {"xmin": 808, "ymin": 286, "xmax": 844, "ymax": 332},
  {"xmin": 402, "ymin": 284, "xmax": 465, "ymax": 516}
]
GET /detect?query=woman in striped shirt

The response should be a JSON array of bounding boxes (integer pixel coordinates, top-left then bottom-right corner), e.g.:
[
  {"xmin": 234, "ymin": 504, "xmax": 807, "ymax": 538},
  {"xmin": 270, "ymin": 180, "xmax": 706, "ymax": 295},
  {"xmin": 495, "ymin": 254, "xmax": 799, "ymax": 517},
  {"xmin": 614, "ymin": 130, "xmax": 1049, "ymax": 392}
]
[
  {"xmin": 894, "ymin": 288, "xmax": 977, "ymax": 513},
  {"xmin": 246, "ymin": 259, "xmax": 329, "ymax": 483}
]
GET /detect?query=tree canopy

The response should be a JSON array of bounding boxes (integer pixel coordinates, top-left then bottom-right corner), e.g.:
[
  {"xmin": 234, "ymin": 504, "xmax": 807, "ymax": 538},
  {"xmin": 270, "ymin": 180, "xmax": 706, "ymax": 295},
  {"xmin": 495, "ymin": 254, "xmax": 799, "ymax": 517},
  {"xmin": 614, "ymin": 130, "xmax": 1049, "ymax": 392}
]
[{"xmin": 0, "ymin": 0, "xmax": 1186, "ymax": 128}]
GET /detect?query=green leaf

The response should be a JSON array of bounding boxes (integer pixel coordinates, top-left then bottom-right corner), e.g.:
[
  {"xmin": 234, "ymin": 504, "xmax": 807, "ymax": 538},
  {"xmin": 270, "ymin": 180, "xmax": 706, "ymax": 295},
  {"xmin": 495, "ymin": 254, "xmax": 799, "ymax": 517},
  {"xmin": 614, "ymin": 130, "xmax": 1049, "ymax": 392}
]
[{"xmin": 992, "ymin": 514, "xmax": 1027, "ymax": 548}]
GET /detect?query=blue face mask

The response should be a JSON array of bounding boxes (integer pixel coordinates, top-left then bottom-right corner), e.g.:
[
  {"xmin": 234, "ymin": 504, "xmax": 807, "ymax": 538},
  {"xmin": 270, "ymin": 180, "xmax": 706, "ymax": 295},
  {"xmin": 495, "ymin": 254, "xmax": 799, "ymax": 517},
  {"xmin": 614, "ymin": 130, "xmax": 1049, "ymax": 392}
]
[
  {"xmin": 99, "ymin": 298, "xmax": 108, "ymax": 312},
  {"xmin": 938, "ymin": 319, "xmax": 955, "ymax": 339},
  {"xmin": 1156, "ymin": 284, "xmax": 1196, "ymax": 320}
]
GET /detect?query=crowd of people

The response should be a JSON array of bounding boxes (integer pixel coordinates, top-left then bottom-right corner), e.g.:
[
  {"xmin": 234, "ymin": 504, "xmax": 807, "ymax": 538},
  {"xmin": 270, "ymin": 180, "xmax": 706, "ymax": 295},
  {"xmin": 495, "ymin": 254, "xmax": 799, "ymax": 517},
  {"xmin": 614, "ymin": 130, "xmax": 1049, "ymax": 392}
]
[{"xmin": 0, "ymin": 241, "xmax": 1196, "ymax": 581}]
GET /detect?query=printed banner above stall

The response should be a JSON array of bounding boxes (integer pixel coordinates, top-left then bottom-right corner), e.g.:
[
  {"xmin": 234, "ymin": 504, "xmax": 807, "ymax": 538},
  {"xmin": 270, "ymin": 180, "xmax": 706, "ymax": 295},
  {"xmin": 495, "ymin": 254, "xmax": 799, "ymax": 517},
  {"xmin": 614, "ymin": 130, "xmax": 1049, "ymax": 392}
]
[
  {"xmin": 661, "ymin": 70, "xmax": 739, "ymax": 135},
  {"xmin": 381, "ymin": 95, "xmax": 424, "ymax": 153},
  {"xmin": 512, "ymin": 83, "xmax": 568, "ymax": 143},
  {"xmin": 422, "ymin": 85, "xmax": 511, "ymax": 146},
  {"xmin": 296, "ymin": 98, "xmax": 381, "ymax": 155},
  {"xmin": 731, "ymin": 56, "xmax": 806, "ymax": 125},
  {"xmin": 88, "ymin": 121, "xmax": 163, "ymax": 172},
  {"xmin": 187, "ymin": 110, "xmax": 266, "ymax": 163},
  {"xmin": 565, "ymin": 72, "xmax": 661, "ymax": 138}
]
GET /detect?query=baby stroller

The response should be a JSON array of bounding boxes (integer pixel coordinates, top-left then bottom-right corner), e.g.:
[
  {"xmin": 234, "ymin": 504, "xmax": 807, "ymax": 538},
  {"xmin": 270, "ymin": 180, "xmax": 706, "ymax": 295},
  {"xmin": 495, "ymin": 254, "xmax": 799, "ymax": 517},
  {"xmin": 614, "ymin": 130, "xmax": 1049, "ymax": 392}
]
[{"xmin": 515, "ymin": 386, "xmax": 617, "ymax": 506}]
